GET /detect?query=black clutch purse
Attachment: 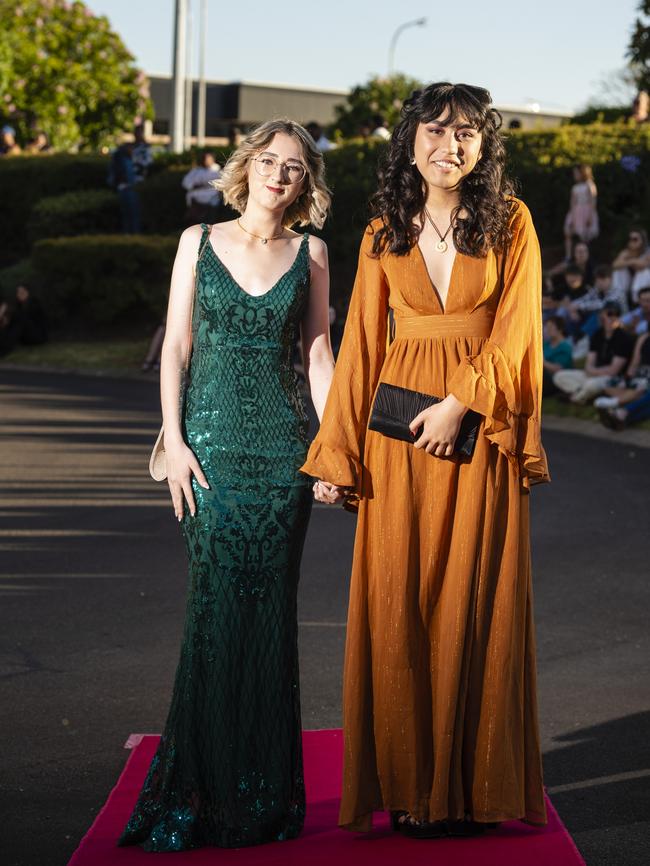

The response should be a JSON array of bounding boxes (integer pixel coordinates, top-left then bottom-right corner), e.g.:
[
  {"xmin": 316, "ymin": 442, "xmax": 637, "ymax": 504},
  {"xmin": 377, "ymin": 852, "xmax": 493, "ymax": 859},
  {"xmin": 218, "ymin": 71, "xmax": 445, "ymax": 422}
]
[{"xmin": 368, "ymin": 382, "xmax": 481, "ymax": 458}]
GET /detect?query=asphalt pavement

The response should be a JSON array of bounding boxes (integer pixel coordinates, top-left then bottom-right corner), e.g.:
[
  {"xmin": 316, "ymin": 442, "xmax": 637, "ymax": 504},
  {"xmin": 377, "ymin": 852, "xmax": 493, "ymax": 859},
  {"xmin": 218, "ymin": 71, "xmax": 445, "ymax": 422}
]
[{"xmin": 0, "ymin": 368, "xmax": 648, "ymax": 866}]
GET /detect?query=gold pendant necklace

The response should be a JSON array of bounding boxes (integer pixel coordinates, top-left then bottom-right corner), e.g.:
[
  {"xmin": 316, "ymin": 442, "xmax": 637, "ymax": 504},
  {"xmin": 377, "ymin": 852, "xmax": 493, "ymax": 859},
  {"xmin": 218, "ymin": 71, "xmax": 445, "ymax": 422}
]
[
  {"xmin": 423, "ymin": 207, "xmax": 454, "ymax": 253},
  {"xmin": 237, "ymin": 218, "xmax": 285, "ymax": 245}
]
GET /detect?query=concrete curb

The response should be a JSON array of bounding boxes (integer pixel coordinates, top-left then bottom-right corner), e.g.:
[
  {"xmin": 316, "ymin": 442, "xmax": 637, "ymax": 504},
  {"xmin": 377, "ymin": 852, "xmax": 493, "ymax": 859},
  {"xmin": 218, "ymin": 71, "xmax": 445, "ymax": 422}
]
[{"xmin": 542, "ymin": 414, "xmax": 650, "ymax": 449}]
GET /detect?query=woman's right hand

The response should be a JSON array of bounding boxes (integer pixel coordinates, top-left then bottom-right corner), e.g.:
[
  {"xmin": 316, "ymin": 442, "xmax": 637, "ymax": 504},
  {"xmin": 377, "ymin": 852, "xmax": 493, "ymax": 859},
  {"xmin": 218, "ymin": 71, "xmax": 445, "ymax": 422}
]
[
  {"xmin": 313, "ymin": 480, "xmax": 347, "ymax": 505},
  {"xmin": 165, "ymin": 439, "xmax": 210, "ymax": 520}
]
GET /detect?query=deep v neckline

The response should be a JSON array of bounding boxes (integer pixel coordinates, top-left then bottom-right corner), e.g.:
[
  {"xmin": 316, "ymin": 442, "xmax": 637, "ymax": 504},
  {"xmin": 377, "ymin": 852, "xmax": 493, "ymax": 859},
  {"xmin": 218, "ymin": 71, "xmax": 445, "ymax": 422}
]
[
  {"xmin": 206, "ymin": 231, "xmax": 308, "ymax": 300},
  {"xmin": 415, "ymin": 241, "xmax": 459, "ymax": 314}
]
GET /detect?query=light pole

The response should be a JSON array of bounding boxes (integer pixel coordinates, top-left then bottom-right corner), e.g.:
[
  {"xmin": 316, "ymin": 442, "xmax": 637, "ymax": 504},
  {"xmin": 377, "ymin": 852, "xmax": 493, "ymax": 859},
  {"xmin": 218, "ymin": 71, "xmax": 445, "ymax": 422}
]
[
  {"xmin": 197, "ymin": 0, "xmax": 207, "ymax": 146},
  {"xmin": 184, "ymin": 0, "xmax": 193, "ymax": 149},
  {"xmin": 388, "ymin": 17, "xmax": 427, "ymax": 76},
  {"xmin": 170, "ymin": 0, "xmax": 188, "ymax": 153}
]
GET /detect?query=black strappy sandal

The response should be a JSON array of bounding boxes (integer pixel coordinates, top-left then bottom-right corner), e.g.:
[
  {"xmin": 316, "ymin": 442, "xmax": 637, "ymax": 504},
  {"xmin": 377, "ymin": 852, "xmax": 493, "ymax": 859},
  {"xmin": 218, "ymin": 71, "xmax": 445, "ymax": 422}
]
[{"xmin": 390, "ymin": 810, "xmax": 447, "ymax": 839}]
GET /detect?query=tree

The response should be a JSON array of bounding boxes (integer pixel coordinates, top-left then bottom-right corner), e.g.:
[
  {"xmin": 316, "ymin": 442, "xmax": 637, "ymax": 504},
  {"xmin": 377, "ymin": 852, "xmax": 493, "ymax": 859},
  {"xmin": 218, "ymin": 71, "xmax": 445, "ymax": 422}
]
[
  {"xmin": 333, "ymin": 74, "xmax": 423, "ymax": 139},
  {"xmin": 628, "ymin": 0, "xmax": 650, "ymax": 91},
  {"xmin": 0, "ymin": 0, "xmax": 151, "ymax": 151}
]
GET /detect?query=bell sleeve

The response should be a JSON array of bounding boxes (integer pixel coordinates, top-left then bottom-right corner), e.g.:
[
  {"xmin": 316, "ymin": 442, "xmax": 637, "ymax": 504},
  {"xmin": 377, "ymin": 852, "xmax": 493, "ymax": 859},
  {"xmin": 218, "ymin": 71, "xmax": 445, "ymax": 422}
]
[
  {"xmin": 447, "ymin": 200, "xmax": 550, "ymax": 487},
  {"xmin": 300, "ymin": 225, "xmax": 389, "ymax": 493}
]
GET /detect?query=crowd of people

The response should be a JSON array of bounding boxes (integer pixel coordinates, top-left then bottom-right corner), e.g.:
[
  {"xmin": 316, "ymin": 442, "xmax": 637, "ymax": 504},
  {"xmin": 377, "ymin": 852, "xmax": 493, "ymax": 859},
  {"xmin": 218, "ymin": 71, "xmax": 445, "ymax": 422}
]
[{"xmin": 542, "ymin": 165, "xmax": 650, "ymax": 429}]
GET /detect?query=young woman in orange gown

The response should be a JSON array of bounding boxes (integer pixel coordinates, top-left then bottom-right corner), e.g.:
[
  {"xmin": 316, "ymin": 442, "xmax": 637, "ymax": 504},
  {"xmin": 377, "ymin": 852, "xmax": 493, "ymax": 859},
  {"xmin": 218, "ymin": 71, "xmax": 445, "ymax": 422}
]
[{"xmin": 302, "ymin": 83, "xmax": 549, "ymax": 837}]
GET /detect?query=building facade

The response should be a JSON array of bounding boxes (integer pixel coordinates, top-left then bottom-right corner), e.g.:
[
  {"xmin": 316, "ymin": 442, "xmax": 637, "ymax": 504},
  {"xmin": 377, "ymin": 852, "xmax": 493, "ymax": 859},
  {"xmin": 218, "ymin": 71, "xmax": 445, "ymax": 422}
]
[{"xmin": 147, "ymin": 75, "xmax": 573, "ymax": 144}]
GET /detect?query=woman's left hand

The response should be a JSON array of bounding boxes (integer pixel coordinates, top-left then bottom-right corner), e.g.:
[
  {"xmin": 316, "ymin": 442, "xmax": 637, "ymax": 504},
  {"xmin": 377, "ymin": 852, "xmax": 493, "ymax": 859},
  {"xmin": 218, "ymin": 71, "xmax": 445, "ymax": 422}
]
[{"xmin": 409, "ymin": 394, "xmax": 468, "ymax": 458}]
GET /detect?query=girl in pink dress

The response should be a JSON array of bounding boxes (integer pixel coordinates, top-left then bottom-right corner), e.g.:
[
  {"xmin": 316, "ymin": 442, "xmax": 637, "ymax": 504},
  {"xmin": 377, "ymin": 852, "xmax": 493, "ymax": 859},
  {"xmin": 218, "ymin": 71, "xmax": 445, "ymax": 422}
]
[{"xmin": 563, "ymin": 164, "xmax": 598, "ymax": 257}]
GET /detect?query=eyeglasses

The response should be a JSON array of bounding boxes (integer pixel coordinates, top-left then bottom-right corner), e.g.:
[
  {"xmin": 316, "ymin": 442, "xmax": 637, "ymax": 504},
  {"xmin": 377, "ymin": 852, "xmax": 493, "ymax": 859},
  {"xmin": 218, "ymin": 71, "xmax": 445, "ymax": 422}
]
[{"xmin": 253, "ymin": 153, "xmax": 307, "ymax": 184}]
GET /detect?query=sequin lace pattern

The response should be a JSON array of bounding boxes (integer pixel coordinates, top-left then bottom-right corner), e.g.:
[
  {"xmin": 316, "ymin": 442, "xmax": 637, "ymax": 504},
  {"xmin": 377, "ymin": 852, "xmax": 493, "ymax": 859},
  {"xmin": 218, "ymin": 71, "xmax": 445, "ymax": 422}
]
[{"xmin": 118, "ymin": 226, "xmax": 313, "ymax": 851}]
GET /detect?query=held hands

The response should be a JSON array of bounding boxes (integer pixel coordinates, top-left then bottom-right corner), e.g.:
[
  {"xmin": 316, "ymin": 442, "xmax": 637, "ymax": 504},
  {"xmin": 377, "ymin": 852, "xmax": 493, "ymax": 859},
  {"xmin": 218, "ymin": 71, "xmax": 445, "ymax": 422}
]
[
  {"xmin": 409, "ymin": 394, "xmax": 468, "ymax": 458},
  {"xmin": 165, "ymin": 439, "xmax": 210, "ymax": 520},
  {"xmin": 313, "ymin": 480, "xmax": 347, "ymax": 505}
]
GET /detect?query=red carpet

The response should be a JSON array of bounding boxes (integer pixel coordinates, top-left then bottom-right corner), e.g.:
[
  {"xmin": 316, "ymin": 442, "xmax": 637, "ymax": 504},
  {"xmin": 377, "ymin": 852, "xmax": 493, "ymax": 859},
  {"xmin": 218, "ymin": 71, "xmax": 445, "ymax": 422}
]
[{"xmin": 68, "ymin": 730, "xmax": 585, "ymax": 865}]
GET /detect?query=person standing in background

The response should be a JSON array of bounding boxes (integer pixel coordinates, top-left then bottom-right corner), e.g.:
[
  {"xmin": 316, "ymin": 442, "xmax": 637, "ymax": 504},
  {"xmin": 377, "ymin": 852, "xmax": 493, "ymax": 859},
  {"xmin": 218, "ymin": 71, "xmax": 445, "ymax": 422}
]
[
  {"xmin": 109, "ymin": 142, "xmax": 141, "ymax": 234},
  {"xmin": 132, "ymin": 123, "xmax": 153, "ymax": 184},
  {"xmin": 563, "ymin": 165, "xmax": 598, "ymax": 258}
]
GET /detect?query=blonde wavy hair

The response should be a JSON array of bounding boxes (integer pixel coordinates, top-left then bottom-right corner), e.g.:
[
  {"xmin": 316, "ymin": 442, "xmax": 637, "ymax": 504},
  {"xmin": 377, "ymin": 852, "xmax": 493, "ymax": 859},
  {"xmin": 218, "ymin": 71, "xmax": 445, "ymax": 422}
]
[{"xmin": 214, "ymin": 118, "xmax": 331, "ymax": 229}]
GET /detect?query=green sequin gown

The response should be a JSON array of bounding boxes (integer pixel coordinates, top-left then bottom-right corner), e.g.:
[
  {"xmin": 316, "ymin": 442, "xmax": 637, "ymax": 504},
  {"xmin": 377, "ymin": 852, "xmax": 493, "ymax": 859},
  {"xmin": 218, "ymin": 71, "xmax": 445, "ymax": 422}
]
[{"xmin": 118, "ymin": 225, "xmax": 313, "ymax": 851}]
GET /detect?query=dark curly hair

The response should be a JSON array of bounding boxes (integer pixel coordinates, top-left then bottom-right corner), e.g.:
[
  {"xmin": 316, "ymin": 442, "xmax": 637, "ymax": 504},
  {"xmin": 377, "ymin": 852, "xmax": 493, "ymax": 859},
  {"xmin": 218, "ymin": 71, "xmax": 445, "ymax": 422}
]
[{"xmin": 370, "ymin": 82, "xmax": 517, "ymax": 258}]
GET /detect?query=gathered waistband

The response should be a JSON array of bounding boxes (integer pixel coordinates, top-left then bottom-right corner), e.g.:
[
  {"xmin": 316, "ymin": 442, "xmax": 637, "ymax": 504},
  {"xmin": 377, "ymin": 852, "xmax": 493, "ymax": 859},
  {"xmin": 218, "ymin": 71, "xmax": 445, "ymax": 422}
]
[{"xmin": 394, "ymin": 309, "xmax": 494, "ymax": 339}]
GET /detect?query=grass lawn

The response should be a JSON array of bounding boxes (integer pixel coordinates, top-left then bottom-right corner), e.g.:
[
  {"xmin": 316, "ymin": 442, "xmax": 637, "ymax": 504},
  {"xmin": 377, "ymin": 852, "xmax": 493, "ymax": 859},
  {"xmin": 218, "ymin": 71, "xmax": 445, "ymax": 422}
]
[{"xmin": 1, "ymin": 338, "xmax": 150, "ymax": 373}]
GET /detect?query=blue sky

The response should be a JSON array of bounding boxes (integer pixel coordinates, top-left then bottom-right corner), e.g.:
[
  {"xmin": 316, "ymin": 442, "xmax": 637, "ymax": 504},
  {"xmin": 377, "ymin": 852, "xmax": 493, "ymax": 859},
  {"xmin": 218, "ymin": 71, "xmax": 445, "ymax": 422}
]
[{"xmin": 87, "ymin": 0, "xmax": 642, "ymax": 112}]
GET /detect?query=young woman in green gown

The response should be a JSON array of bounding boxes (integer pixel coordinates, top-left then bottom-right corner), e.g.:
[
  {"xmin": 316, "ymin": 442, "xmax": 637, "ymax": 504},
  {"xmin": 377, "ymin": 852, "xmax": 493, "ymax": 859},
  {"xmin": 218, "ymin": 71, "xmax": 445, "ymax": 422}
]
[{"xmin": 118, "ymin": 120, "xmax": 335, "ymax": 851}]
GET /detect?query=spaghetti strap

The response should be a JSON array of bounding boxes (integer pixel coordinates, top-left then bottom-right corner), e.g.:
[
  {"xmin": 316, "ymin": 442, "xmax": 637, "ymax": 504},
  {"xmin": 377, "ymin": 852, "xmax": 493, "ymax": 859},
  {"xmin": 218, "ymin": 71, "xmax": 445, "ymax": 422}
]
[{"xmin": 198, "ymin": 223, "xmax": 212, "ymax": 257}]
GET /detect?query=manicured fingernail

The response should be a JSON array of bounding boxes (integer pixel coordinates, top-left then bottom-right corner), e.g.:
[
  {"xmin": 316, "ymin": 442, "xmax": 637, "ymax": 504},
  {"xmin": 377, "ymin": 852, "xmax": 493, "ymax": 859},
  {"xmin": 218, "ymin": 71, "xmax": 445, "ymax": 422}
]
[
  {"xmin": 201, "ymin": 482, "xmax": 209, "ymax": 489},
  {"xmin": 177, "ymin": 515, "xmax": 182, "ymax": 522}
]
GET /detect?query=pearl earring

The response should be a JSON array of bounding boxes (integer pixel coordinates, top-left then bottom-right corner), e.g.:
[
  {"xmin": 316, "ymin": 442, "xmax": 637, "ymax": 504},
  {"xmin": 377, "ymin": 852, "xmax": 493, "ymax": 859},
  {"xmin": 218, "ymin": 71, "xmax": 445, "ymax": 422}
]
[{"xmin": 410, "ymin": 156, "xmax": 416, "ymax": 165}]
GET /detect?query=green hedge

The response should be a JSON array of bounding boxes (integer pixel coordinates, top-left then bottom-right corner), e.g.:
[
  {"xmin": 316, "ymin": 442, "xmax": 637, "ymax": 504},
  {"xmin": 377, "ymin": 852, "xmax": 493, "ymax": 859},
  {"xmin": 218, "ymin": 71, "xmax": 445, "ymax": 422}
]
[
  {"xmin": 28, "ymin": 189, "xmax": 120, "ymax": 242},
  {"xmin": 505, "ymin": 123, "xmax": 650, "ymax": 260},
  {"xmin": 31, "ymin": 234, "xmax": 179, "ymax": 325},
  {"xmin": 0, "ymin": 154, "xmax": 109, "ymax": 265},
  {"xmin": 5, "ymin": 123, "xmax": 650, "ymax": 319},
  {"xmin": 138, "ymin": 167, "xmax": 190, "ymax": 234}
]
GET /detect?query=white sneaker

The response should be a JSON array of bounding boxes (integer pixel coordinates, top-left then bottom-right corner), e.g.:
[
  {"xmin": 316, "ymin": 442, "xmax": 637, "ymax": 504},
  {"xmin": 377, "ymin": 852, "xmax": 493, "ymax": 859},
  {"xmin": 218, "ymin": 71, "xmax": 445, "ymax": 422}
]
[{"xmin": 594, "ymin": 396, "xmax": 619, "ymax": 409}]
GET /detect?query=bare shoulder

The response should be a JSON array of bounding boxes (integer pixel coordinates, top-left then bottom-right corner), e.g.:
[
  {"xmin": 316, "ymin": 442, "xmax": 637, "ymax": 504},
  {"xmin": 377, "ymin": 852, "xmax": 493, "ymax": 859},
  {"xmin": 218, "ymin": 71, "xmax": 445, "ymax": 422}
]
[
  {"xmin": 307, "ymin": 234, "xmax": 328, "ymax": 264},
  {"xmin": 178, "ymin": 223, "xmax": 206, "ymax": 252}
]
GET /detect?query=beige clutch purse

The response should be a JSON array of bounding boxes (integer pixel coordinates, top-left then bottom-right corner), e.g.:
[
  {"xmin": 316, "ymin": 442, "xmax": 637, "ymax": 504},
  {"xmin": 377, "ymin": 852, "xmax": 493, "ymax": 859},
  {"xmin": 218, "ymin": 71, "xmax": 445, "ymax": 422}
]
[
  {"xmin": 148, "ymin": 226, "xmax": 211, "ymax": 482},
  {"xmin": 149, "ymin": 427, "xmax": 167, "ymax": 482}
]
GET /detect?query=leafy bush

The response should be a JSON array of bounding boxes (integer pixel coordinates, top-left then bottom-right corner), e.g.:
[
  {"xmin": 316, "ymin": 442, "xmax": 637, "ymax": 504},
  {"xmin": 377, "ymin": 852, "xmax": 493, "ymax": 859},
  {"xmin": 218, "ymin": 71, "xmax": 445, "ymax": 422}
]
[
  {"xmin": 28, "ymin": 189, "xmax": 120, "ymax": 241},
  {"xmin": 139, "ymin": 167, "xmax": 190, "ymax": 234},
  {"xmin": 0, "ymin": 154, "xmax": 109, "ymax": 265},
  {"xmin": 31, "ymin": 234, "xmax": 179, "ymax": 326},
  {"xmin": 0, "ymin": 0, "xmax": 151, "ymax": 150},
  {"xmin": 6, "ymin": 123, "xmax": 650, "ymax": 316},
  {"xmin": 505, "ymin": 123, "xmax": 650, "ymax": 261},
  {"xmin": 0, "ymin": 258, "xmax": 37, "ymax": 300}
]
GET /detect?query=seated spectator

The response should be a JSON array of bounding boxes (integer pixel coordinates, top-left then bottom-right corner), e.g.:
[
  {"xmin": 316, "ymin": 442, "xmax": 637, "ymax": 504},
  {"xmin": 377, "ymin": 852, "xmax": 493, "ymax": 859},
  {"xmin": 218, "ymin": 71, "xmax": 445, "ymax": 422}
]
[
  {"xmin": 593, "ymin": 264, "xmax": 628, "ymax": 313},
  {"xmin": 0, "ymin": 301, "xmax": 14, "ymax": 356},
  {"xmin": 553, "ymin": 301, "xmax": 635, "ymax": 403},
  {"xmin": 305, "ymin": 121, "xmax": 335, "ymax": 152},
  {"xmin": 596, "ymin": 332, "xmax": 650, "ymax": 429},
  {"xmin": 542, "ymin": 316, "xmax": 573, "ymax": 396},
  {"xmin": 371, "ymin": 114, "xmax": 391, "ymax": 140},
  {"xmin": 25, "ymin": 131, "xmax": 51, "ymax": 153},
  {"xmin": 611, "ymin": 227, "xmax": 650, "ymax": 307},
  {"xmin": 12, "ymin": 284, "xmax": 48, "ymax": 345},
  {"xmin": 621, "ymin": 285, "xmax": 650, "ymax": 335},
  {"xmin": 547, "ymin": 238, "xmax": 595, "ymax": 288},
  {"xmin": 0, "ymin": 125, "xmax": 21, "ymax": 156},
  {"xmin": 182, "ymin": 151, "xmax": 222, "ymax": 224},
  {"xmin": 548, "ymin": 265, "xmax": 590, "ymax": 338},
  {"xmin": 0, "ymin": 284, "xmax": 48, "ymax": 355}
]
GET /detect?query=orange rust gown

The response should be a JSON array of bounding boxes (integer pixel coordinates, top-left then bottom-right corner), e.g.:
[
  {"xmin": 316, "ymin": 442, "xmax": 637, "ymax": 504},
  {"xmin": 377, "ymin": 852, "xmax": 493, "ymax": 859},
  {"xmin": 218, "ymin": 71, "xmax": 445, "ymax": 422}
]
[{"xmin": 300, "ymin": 199, "xmax": 549, "ymax": 831}]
